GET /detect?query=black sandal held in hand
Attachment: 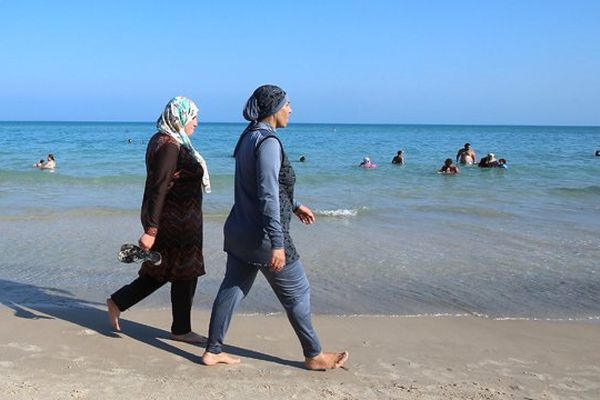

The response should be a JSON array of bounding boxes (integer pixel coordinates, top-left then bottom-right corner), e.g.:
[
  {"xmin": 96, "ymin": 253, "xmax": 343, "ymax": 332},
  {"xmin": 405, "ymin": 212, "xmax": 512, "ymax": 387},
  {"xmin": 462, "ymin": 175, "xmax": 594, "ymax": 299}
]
[{"xmin": 118, "ymin": 243, "xmax": 162, "ymax": 266}]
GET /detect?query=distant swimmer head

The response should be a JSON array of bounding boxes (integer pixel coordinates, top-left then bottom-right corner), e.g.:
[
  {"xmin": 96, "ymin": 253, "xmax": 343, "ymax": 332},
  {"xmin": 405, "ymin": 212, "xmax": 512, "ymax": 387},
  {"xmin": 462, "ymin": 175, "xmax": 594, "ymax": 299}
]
[
  {"xmin": 299, "ymin": 155, "xmax": 306, "ymax": 162},
  {"xmin": 360, "ymin": 157, "xmax": 377, "ymax": 168},
  {"xmin": 487, "ymin": 153, "xmax": 496, "ymax": 162},
  {"xmin": 243, "ymin": 84, "xmax": 289, "ymax": 122},
  {"xmin": 48, "ymin": 154, "xmax": 55, "ymax": 161},
  {"xmin": 464, "ymin": 143, "xmax": 471, "ymax": 149},
  {"xmin": 397, "ymin": 150, "xmax": 403, "ymax": 155},
  {"xmin": 595, "ymin": 150, "xmax": 600, "ymax": 157},
  {"xmin": 444, "ymin": 158, "xmax": 453, "ymax": 166}
]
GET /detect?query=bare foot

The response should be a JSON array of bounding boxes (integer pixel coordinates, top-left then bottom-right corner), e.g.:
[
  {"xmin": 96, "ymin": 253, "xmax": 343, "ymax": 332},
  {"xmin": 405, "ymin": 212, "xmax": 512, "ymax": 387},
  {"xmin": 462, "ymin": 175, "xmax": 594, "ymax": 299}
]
[
  {"xmin": 170, "ymin": 332, "xmax": 207, "ymax": 345},
  {"xmin": 201, "ymin": 351, "xmax": 241, "ymax": 366},
  {"xmin": 106, "ymin": 298, "xmax": 121, "ymax": 332},
  {"xmin": 305, "ymin": 351, "xmax": 349, "ymax": 370}
]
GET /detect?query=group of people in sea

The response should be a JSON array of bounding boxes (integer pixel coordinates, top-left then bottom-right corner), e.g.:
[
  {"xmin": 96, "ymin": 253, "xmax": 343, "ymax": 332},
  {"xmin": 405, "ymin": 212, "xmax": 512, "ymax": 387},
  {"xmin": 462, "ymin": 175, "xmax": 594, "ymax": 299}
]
[
  {"xmin": 32, "ymin": 153, "xmax": 56, "ymax": 170},
  {"xmin": 352, "ymin": 143, "xmax": 507, "ymax": 175},
  {"xmin": 107, "ymin": 85, "xmax": 348, "ymax": 371},
  {"xmin": 437, "ymin": 143, "xmax": 508, "ymax": 175},
  {"xmin": 357, "ymin": 153, "xmax": 396, "ymax": 169},
  {"xmin": 440, "ymin": 143, "xmax": 507, "ymax": 174}
]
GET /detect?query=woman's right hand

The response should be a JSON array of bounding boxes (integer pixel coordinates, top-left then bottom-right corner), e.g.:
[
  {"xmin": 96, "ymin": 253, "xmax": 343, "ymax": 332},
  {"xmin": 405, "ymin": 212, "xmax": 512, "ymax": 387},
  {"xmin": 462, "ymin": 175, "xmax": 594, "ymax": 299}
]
[
  {"xmin": 138, "ymin": 233, "xmax": 156, "ymax": 251},
  {"xmin": 269, "ymin": 248, "xmax": 286, "ymax": 273}
]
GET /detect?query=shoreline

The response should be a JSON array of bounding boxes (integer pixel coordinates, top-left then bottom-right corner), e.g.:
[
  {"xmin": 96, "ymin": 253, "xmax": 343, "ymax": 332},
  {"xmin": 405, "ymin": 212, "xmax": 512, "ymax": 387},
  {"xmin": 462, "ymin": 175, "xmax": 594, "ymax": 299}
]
[
  {"xmin": 2, "ymin": 305, "xmax": 599, "ymax": 399},
  {"xmin": 6, "ymin": 301, "xmax": 600, "ymax": 323},
  {"xmin": 3, "ymin": 213, "xmax": 599, "ymax": 320}
]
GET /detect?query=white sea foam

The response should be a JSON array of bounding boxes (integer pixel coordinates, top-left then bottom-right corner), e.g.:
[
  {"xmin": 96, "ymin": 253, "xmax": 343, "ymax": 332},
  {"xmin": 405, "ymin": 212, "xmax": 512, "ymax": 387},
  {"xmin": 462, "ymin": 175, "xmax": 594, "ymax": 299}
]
[{"xmin": 315, "ymin": 208, "xmax": 360, "ymax": 217}]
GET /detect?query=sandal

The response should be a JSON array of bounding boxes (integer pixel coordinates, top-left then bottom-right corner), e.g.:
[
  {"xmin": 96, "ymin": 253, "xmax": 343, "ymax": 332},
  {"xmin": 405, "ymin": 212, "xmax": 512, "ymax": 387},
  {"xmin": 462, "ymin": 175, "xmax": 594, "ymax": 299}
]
[{"xmin": 117, "ymin": 243, "xmax": 162, "ymax": 266}]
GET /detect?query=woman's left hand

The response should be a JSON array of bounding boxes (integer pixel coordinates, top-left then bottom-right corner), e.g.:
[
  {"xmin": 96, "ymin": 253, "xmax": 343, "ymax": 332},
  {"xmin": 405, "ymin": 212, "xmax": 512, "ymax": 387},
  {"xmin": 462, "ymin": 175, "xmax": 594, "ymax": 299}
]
[
  {"xmin": 138, "ymin": 233, "xmax": 156, "ymax": 251},
  {"xmin": 294, "ymin": 205, "xmax": 315, "ymax": 225}
]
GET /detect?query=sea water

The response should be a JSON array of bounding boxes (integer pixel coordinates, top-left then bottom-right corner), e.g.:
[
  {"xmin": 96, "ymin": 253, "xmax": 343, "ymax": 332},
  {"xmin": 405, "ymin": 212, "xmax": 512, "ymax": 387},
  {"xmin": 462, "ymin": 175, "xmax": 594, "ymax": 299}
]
[{"xmin": 1, "ymin": 121, "xmax": 599, "ymax": 319}]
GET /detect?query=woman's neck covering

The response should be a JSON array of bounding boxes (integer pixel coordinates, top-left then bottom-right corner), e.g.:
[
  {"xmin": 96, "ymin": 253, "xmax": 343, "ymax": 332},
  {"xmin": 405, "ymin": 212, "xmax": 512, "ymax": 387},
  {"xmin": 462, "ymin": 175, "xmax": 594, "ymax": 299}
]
[
  {"xmin": 156, "ymin": 96, "xmax": 211, "ymax": 193},
  {"xmin": 243, "ymin": 85, "xmax": 288, "ymax": 122}
]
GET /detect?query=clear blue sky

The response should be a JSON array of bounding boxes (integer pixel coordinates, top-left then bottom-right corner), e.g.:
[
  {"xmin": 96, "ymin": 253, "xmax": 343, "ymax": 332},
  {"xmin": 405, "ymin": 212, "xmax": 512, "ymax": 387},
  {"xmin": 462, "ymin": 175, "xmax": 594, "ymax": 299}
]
[{"xmin": 1, "ymin": 0, "xmax": 599, "ymax": 125}]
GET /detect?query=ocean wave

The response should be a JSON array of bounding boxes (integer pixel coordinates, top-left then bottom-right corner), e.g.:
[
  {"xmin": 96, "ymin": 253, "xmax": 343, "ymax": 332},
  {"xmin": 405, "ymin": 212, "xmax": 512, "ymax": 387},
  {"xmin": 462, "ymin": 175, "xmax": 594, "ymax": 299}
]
[
  {"xmin": 1, "ymin": 170, "xmax": 238, "ymax": 188},
  {"xmin": 314, "ymin": 208, "xmax": 360, "ymax": 218},
  {"xmin": 0, "ymin": 170, "xmax": 144, "ymax": 186},
  {"xmin": 411, "ymin": 204, "xmax": 515, "ymax": 218},
  {"xmin": 0, "ymin": 207, "xmax": 137, "ymax": 221},
  {"xmin": 552, "ymin": 185, "xmax": 600, "ymax": 196}
]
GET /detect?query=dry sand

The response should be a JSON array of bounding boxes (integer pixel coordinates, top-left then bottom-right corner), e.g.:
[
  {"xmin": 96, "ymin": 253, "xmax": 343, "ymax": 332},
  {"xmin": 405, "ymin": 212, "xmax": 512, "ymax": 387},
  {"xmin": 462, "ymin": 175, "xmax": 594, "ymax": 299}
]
[{"xmin": 1, "ymin": 305, "xmax": 599, "ymax": 399}]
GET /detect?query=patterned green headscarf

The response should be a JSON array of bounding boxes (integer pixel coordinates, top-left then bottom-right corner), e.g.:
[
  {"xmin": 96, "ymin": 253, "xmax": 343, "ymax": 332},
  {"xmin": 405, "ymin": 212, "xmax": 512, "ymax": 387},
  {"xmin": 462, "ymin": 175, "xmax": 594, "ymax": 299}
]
[{"xmin": 156, "ymin": 96, "xmax": 211, "ymax": 193}]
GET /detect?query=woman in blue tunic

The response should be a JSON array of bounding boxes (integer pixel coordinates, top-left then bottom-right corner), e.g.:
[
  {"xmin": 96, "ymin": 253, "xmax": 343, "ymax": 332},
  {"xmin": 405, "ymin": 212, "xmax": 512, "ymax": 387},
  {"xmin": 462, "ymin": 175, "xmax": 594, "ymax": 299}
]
[{"xmin": 202, "ymin": 85, "xmax": 348, "ymax": 370}]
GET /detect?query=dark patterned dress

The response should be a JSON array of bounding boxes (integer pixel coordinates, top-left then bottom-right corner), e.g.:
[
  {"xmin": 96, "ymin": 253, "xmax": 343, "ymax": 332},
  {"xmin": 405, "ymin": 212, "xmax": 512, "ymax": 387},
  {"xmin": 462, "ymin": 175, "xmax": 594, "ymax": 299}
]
[
  {"xmin": 257, "ymin": 134, "xmax": 300, "ymax": 264},
  {"xmin": 138, "ymin": 133, "xmax": 205, "ymax": 282}
]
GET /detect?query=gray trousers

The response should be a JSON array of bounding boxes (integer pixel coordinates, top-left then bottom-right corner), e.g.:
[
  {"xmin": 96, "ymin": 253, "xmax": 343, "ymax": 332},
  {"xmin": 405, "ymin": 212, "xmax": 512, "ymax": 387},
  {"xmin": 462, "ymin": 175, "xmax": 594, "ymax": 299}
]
[{"xmin": 206, "ymin": 255, "xmax": 322, "ymax": 358}]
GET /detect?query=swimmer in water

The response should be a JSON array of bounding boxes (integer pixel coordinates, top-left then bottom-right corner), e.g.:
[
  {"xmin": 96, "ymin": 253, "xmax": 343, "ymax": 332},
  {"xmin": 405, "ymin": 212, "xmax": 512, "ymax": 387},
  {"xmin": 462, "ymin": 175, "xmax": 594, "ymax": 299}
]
[
  {"xmin": 359, "ymin": 157, "xmax": 376, "ymax": 168},
  {"xmin": 34, "ymin": 154, "xmax": 56, "ymax": 170},
  {"xmin": 42, "ymin": 154, "xmax": 56, "ymax": 170},
  {"xmin": 439, "ymin": 158, "xmax": 459, "ymax": 174},
  {"xmin": 392, "ymin": 150, "xmax": 404, "ymax": 165},
  {"xmin": 478, "ymin": 153, "xmax": 498, "ymax": 168},
  {"xmin": 456, "ymin": 143, "xmax": 476, "ymax": 165}
]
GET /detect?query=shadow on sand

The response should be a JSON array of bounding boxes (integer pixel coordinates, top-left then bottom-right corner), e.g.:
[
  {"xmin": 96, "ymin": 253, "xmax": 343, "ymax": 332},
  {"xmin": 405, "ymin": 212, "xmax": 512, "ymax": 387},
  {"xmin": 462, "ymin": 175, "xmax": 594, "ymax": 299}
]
[{"xmin": 0, "ymin": 279, "xmax": 304, "ymax": 369}]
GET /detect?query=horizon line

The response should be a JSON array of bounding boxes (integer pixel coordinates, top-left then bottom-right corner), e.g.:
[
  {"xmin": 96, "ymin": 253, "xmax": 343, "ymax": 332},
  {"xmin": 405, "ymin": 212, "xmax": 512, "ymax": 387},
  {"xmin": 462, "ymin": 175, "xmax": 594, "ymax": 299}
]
[{"xmin": 1, "ymin": 120, "xmax": 599, "ymax": 128}]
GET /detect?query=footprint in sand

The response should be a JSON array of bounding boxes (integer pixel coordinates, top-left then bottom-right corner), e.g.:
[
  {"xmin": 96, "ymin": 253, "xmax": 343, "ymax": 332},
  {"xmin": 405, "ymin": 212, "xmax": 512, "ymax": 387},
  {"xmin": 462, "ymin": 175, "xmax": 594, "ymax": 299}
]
[
  {"xmin": 466, "ymin": 359, "xmax": 509, "ymax": 369},
  {"xmin": 373, "ymin": 359, "xmax": 409, "ymax": 380},
  {"xmin": 87, "ymin": 367, "xmax": 139, "ymax": 377},
  {"xmin": 256, "ymin": 335, "xmax": 277, "ymax": 341},
  {"xmin": 378, "ymin": 357, "xmax": 421, "ymax": 370},
  {"xmin": 467, "ymin": 359, "xmax": 550, "ymax": 381},
  {"xmin": 2, "ymin": 343, "xmax": 42, "ymax": 352},
  {"xmin": 507, "ymin": 357, "xmax": 537, "ymax": 365},
  {"xmin": 421, "ymin": 368, "xmax": 460, "ymax": 382},
  {"xmin": 61, "ymin": 329, "xmax": 97, "ymax": 336},
  {"xmin": 564, "ymin": 364, "xmax": 600, "ymax": 377},
  {"xmin": 521, "ymin": 370, "xmax": 548, "ymax": 381},
  {"xmin": 550, "ymin": 376, "xmax": 600, "ymax": 392},
  {"xmin": 77, "ymin": 329, "xmax": 97, "ymax": 336}
]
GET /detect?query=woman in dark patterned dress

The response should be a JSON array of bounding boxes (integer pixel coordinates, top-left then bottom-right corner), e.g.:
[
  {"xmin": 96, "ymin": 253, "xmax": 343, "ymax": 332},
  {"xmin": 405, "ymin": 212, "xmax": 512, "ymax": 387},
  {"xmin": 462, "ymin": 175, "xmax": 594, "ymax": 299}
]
[
  {"xmin": 107, "ymin": 97, "xmax": 210, "ymax": 343},
  {"xmin": 201, "ymin": 85, "xmax": 348, "ymax": 369}
]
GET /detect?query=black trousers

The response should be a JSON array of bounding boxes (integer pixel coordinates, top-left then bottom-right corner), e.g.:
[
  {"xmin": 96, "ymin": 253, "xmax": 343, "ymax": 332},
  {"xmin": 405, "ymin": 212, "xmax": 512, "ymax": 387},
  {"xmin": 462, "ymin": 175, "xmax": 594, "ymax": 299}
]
[{"xmin": 111, "ymin": 275, "xmax": 198, "ymax": 335}]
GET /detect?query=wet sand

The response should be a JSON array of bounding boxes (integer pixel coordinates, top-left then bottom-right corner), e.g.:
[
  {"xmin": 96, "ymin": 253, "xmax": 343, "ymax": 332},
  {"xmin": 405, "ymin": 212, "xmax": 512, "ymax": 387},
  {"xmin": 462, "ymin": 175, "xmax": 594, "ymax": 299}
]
[{"xmin": 1, "ymin": 305, "xmax": 599, "ymax": 399}]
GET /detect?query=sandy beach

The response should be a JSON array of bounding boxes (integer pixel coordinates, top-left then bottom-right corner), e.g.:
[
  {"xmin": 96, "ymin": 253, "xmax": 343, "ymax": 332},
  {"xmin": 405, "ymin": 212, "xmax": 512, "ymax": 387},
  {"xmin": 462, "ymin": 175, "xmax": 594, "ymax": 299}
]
[
  {"xmin": 2, "ymin": 0, "xmax": 600, "ymax": 398},
  {"xmin": 1, "ymin": 305, "xmax": 599, "ymax": 399}
]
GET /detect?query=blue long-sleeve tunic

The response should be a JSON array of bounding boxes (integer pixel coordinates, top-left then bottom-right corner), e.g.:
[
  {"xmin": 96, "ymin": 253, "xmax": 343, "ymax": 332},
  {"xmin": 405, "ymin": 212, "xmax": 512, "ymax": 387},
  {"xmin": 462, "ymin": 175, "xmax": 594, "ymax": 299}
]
[{"xmin": 224, "ymin": 122, "xmax": 299, "ymax": 265}]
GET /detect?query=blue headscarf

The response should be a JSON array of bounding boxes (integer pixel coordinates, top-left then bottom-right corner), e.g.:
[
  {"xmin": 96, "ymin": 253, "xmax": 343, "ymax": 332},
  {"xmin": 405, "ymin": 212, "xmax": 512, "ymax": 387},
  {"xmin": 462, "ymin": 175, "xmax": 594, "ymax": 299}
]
[{"xmin": 243, "ymin": 85, "xmax": 288, "ymax": 122}]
